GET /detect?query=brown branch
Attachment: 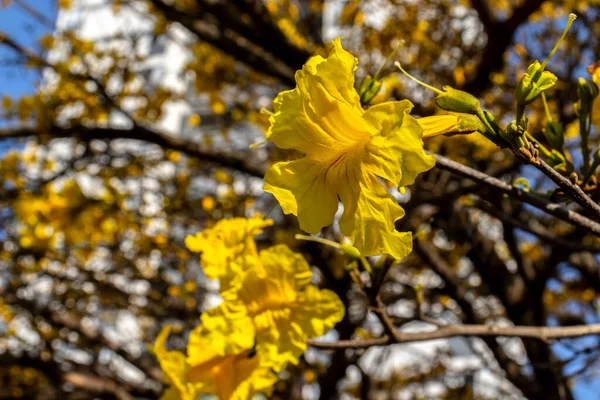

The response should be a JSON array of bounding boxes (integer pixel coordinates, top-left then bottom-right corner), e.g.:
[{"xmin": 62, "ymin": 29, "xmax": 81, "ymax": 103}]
[
  {"xmin": 308, "ymin": 322, "xmax": 600, "ymax": 349},
  {"xmin": 63, "ymin": 372, "xmax": 136, "ymax": 400},
  {"xmin": 534, "ymin": 157, "xmax": 600, "ymax": 221},
  {"xmin": 470, "ymin": 0, "xmax": 494, "ymax": 35},
  {"xmin": 196, "ymin": 0, "xmax": 310, "ymax": 70},
  {"xmin": 472, "ymin": 197, "xmax": 600, "ymax": 253},
  {"xmin": 463, "ymin": 0, "xmax": 545, "ymax": 96},
  {"xmin": 414, "ymin": 239, "xmax": 536, "ymax": 397},
  {"xmin": 0, "ymin": 125, "xmax": 265, "ymax": 177},
  {"xmin": 433, "ymin": 153, "xmax": 600, "ymax": 236},
  {"xmin": 12, "ymin": 0, "xmax": 55, "ymax": 29},
  {"xmin": 144, "ymin": 0, "xmax": 295, "ymax": 85}
]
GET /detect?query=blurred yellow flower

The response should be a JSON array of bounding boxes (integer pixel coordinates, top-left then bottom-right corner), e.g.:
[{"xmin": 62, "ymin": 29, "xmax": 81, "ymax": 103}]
[
  {"xmin": 186, "ymin": 335, "xmax": 277, "ymax": 400},
  {"xmin": 184, "ymin": 216, "xmax": 273, "ymax": 290},
  {"xmin": 153, "ymin": 327, "xmax": 202, "ymax": 400},
  {"xmin": 196, "ymin": 245, "xmax": 344, "ymax": 370},
  {"xmin": 154, "ymin": 326, "xmax": 276, "ymax": 400},
  {"xmin": 263, "ymin": 38, "xmax": 434, "ymax": 259}
]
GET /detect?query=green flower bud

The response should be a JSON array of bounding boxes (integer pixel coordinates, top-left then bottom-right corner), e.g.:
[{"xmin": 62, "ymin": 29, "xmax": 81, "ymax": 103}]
[
  {"xmin": 577, "ymin": 77, "xmax": 594, "ymax": 117},
  {"xmin": 340, "ymin": 243, "xmax": 361, "ymax": 259},
  {"xmin": 515, "ymin": 61, "xmax": 558, "ymax": 106},
  {"xmin": 483, "ymin": 110, "xmax": 500, "ymax": 134},
  {"xmin": 359, "ymin": 75, "xmax": 383, "ymax": 105},
  {"xmin": 503, "ymin": 120, "xmax": 528, "ymax": 149},
  {"xmin": 547, "ymin": 149, "xmax": 568, "ymax": 172},
  {"xmin": 435, "ymin": 86, "xmax": 482, "ymax": 115},
  {"xmin": 590, "ymin": 80, "xmax": 599, "ymax": 99},
  {"xmin": 543, "ymin": 119, "xmax": 564, "ymax": 151},
  {"xmin": 594, "ymin": 148, "xmax": 600, "ymax": 164}
]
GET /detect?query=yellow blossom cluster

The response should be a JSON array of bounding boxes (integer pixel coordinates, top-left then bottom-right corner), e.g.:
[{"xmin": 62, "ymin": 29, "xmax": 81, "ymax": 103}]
[
  {"xmin": 154, "ymin": 217, "xmax": 344, "ymax": 399},
  {"xmin": 13, "ymin": 180, "xmax": 121, "ymax": 251},
  {"xmin": 265, "ymin": 0, "xmax": 311, "ymax": 50}
]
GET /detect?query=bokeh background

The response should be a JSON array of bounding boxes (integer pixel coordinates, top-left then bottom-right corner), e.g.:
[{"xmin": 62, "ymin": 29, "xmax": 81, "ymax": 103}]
[{"xmin": 1, "ymin": 0, "xmax": 600, "ymax": 399}]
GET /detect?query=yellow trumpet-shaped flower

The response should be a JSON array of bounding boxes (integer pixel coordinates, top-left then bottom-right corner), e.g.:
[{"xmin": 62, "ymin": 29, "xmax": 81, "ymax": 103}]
[
  {"xmin": 153, "ymin": 326, "xmax": 276, "ymax": 400},
  {"xmin": 263, "ymin": 38, "xmax": 435, "ymax": 259},
  {"xmin": 592, "ymin": 67, "xmax": 600, "ymax": 129},
  {"xmin": 191, "ymin": 245, "xmax": 344, "ymax": 370},
  {"xmin": 184, "ymin": 216, "xmax": 273, "ymax": 290}
]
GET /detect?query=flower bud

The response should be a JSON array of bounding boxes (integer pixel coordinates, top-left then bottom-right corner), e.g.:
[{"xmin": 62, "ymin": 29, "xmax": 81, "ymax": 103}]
[
  {"xmin": 340, "ymin": 243, "xmax": 362, "ymax": 259},
  {"xmin": 594, "ymin": 147, "xmax": 600, "ymax": 164},
  {"xmin": 359, "ymin": 75, "xmax": 383, "ymax": 105},
  {"xmin": 547, "ymin": 150, "xmax": 569, "ymax": 172},
  {"xmin": 435, "ymin": 86, "xmax": 482, "ymax": 115},
  {"xmin": 543, "ymin": 119, "xmax": 564, "ymax": 150},
  {"xmin": 577, "ymin": 77, "xmax": 595, "ymax": 117},
  {"xmin": 515, "ymin": 61, "xmax": 558, "ymax": 106}
]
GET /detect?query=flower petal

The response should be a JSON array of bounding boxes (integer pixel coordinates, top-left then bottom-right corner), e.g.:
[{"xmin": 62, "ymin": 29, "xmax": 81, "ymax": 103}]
[
  {"xmin": 363, "ymin": 101, "xmax": 435, "ymax": 187},
  {"xmin": 593, "ymin": 69, "xmax": 600, "ymax": 129},
  {"xmin": 263, "ymin": 158, "xmax": 339, "ymax": 234},
  {"xmin": 255, "ymin": 317, "xmax": 307, "ymax": 369},
  {"xmin": 338, "ymin": 168, "xmax": 413, "ymax": 259},
  {"xmin": 237, "ymin": 245, "xmax": 312, "ymax": 317},
  {"xmin": 302, "ymin": 37, "xmax": 361, "ymax": 110},
  {"xmin": 184, "ymin": 216, "xmax": 272, "ymax": 285},
  {"xmin": 153, "ymin": 327, "xmax": 201, "ymax": 400},
  {"xmin": 293, "ymin": 285, "xmax": 345, "ymax": 339},
  {"xmin": 188, "ymin": 302, "xmax": 254, "ymax": 364},
  {"xmin": 266, "ymin": 87, "xmax": 340, "ymax": 159},
  {"xmin": 266, "ymin": 38, "xmax": 368, "ymax": 160}
]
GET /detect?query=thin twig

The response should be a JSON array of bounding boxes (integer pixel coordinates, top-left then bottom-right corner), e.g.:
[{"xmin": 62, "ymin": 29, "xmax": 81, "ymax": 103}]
[
  {"xmin": 0, "ymin": 125, "xmax": 265, "ymax": 177},
  {"xmin": 534, "ymin": 157, "xmax": 600, "ymax": 221},
  {"xmin": 308, "ymin": 322, "xmax": 600, "ymax": 349},
  {"xmin": 433, "ymin": 153, "xmax": 600, "ymax": 236},
  {"xmin": 472, "ymin": 197, "xmax": 600, "ymax": 253}
]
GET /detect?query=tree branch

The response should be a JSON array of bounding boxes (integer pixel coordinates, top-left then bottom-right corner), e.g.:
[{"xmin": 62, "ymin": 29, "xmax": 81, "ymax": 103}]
[
  {"xmin": 534, "ymin": 157, "xmax": 600, "ymax": 221},
  {"xmin": 308, "ymin": 322, "xmax": 600, "ymax": 349},
  {"xmin": 433, "ymin": 153, "xmax": 600, "ymax": 236},
  {"xmin": 0, "ymin": 125, "xmax": 266, "ymax": 177},
  {"xmin": 472, "ymin": 197, "xmax": 600, "ymax": 253}
]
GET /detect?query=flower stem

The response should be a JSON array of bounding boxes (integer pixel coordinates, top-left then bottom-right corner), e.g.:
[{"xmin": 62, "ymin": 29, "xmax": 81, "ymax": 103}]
[
  {"xmin": 541, "ymin": 92, "xmax": 553, "ymax": 122},
  {"xmin": 541, "ymin": 13, "xmax": 577, "ymax": 70}
]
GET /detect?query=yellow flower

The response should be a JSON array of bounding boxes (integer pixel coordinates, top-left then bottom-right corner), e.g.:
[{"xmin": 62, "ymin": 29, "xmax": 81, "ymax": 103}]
[
  {"xmin": 152, "ymin": 327, "xmax": 203, "ymax": 400},
  {"xmin": 186, "ymin": 336, "xmax": 277, "ymax": 400},
  {"xmin": 263, "ymin": 38, "xmax": 435, "ymax": 259},
  {"xmin": 184, "ymin": 216, "xmax": 273, "ymax": 289},
  {"xmin": 193, "ymin": 245, "xmax": 344, "ymax": 370},
  {"xmin": 153, "ymin": 326, "xmax": 276, "ymax": 400},
  {"xmin": 592, "ymin": 67, "xmax": 600, "ymax": 129}
]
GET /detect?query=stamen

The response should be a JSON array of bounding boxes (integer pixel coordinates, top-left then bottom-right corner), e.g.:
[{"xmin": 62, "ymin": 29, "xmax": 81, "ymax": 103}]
[
  {"xmin": 541, "ymin": 13, "xmax": 577, "ymax": 70},
  {"xmin": 374, "ymin": 40, "xmax": 405, "ymax": 80},
  {"xmin": 249, "ymin": 139, "xmax": 267, "ymax": 149},
  {"xmin": 395, "ymin": 61, "xmax": 443, "ymax": 95},
  {"xmin": 295, "ymin": 234, "xmax": 341, "ymax": 249}
]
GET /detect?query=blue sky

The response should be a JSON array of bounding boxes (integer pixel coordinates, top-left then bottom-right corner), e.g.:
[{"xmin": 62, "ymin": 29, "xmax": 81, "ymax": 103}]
[
  {"xmin": 0, "ymin": 0, "xmax": 57, "ymax": 99},
  {"xmin": 0, "ymin": 1, "xmax": 56, "ymax": 153}
]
